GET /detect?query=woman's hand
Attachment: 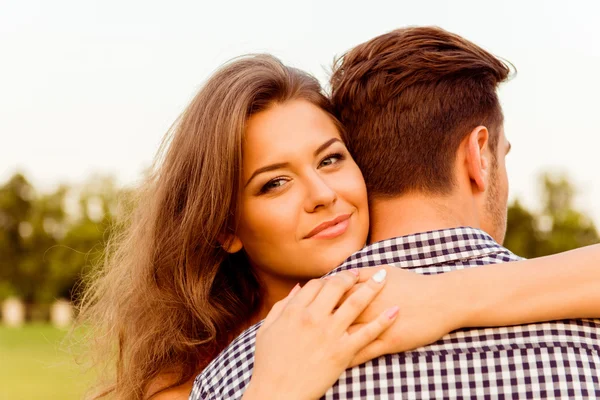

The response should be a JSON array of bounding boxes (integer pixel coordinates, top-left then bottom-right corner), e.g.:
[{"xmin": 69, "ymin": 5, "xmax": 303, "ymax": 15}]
[
  {"xmin": 242, "ymin": 269, "xmax": 399, "ymax": 400},
  {"xmin": 346, "ymin": 267, "xmax": 458, "ymax": 366}
]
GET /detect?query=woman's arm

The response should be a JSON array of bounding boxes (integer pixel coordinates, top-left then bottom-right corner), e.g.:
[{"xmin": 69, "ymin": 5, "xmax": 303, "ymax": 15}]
[
  {"xmin": 242, "ymin": 269, "xmax": 397, "ymax": 400},
  {"xmin": 349, "ymin": 244, "xmax": 600, "ymax": 366},
  {"xmin": 449, "ymin": 244, "xmax": 600, "ymax": 327}
]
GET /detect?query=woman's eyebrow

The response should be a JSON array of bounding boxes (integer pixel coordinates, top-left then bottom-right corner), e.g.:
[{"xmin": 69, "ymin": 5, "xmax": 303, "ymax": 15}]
[
  {"xmin": 245, "ymin": 162, "xmax": 290, "ymax": 188},
  {"xmin": 314, "ymin": 138, "xmax": 341, "ymax": 157}
]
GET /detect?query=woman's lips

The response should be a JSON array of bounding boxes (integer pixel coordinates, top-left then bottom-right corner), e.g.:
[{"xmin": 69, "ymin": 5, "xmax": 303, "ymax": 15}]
[{"xmin": 305, "ymin": 214, "xmax": 352, "ymax": 239}]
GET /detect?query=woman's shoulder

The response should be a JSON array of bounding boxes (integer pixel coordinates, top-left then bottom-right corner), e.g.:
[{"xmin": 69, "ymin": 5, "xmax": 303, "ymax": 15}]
[{"xmin": 145, "ymin": 373, "xmax": 196, "ymax": 400}]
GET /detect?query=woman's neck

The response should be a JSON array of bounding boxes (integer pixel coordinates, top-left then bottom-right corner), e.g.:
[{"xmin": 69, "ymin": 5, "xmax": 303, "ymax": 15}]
[{"xmin": 248, "ymin": 272, "xmax": 308, "ymax": 324}]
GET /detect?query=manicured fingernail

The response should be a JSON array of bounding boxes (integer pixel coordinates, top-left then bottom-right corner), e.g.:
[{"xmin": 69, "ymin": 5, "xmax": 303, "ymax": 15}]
[
  {"xmin": 371, "ymin": 269, "xmax": 387, "ymax": 283},
  {"xmin": 289, "ymin": 283, "xmax": 301, "ymax": 297},
  {"xmin": 349, "ymin": 269, "xmax": 359, "ymax": 277},
  {"xmin": 385, "ymin": 306, "xmax": 400, "ymax": 320}
]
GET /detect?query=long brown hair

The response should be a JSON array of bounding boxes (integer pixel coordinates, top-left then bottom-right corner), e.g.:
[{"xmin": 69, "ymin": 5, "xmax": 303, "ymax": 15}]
[{"xmin": 77, "ymin": 54, "xmax": 335, "ymax": 399}]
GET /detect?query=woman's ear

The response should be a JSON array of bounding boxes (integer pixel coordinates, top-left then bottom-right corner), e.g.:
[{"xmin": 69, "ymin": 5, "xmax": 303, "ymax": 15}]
[{"xmin": 219, "ymin": 234, "xmax": 243, "ymax": 254}]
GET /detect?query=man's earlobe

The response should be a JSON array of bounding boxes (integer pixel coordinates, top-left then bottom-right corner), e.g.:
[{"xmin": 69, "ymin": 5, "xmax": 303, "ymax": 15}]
[
  {"xmin": 466, "ymin": 126, "xmax": 490, "ymax": 192},
  {"xmin": 219, "ymin": 234, "xmax": 243, "ymax": 254}
]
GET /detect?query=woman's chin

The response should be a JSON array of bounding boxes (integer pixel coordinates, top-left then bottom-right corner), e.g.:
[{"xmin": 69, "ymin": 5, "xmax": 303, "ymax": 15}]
[{"xmin": 316, "ymin": 249, "xmax": 361, "ymax": 275}]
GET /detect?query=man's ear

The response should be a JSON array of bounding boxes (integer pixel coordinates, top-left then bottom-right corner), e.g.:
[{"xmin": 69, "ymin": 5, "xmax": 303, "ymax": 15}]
[
  {"xmin": 465, "ymin": 125, "xmax": 490, "ymax": 193},
  {"xmin": 218, "ymin": 234, "xmax": 243, "ymax": 254}
]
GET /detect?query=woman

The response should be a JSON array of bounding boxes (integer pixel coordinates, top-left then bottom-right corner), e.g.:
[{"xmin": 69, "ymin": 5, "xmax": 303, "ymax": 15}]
[{"xmin": 77, "ymin": 54, "xmax": 600, "ymax": 399}]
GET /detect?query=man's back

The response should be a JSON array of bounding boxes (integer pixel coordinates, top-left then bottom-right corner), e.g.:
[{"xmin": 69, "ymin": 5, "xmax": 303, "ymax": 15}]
[{"xmin": 191, "ymin": 227, "xmax": 600, "ymax": 399}]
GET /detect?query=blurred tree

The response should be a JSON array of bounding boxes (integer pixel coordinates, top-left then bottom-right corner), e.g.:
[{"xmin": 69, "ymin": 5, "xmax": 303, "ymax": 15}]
[
  {"xmin": 504, "ymin": 199, "xmax": 541, "ymax": 258},
  {"xmin": 0, "ymin": 174, "xmax": 35, "ymax": 300},
  {"xmin": 537, "ymin": 174, "xmax": 599, "ymax": 255},
  {"xmin": 0, "ymin": 173, "xmax": 124, "ymax": 310},
  {"xmin": 42, "ymin": 175, "xmax": 122, "ymax": 303},
  {"xmin": 18, "ymin": 184, "xmax": 67, "ymax": 304},
  {"xmin": 504, "ymin": 173, "xmax": 599, "ymax": 258}
]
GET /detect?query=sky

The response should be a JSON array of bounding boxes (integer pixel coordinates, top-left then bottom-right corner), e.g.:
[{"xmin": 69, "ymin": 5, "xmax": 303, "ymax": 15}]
[{"xmin": 1, "ymin": 0, "xmax": 599, "ymax": 225}]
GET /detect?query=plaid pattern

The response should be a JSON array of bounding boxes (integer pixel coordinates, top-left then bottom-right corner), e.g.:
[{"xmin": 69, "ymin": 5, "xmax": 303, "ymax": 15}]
[{"xmin": 190, "ymin": 227, "xmax": 600, "ymax": 399}]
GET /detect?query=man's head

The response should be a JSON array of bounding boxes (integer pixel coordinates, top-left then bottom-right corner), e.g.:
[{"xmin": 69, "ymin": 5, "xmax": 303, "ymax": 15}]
[{"xmin": 331, "ymin": 26, "xmax": 512, "ymax": 243}]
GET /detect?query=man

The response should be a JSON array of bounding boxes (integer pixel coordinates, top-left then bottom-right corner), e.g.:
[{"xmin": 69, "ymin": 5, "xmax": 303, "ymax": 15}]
[{"xmin": 191, "ymin": 27, "xmax": 600, "ymax": 398}]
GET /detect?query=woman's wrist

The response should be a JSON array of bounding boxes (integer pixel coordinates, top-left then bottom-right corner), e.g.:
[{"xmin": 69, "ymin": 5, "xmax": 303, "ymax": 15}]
[
  {"xmin": 242, "ymin": 380, "xmax": 277, "ymax": 400},
  {"xmin": 243, "ymin": 379, "xmax": 313, "ymax": 400},
  {"xmin": 435, "ymin": 269, "xmax": 483, "ymax": 331},
  {"xmin": 435, "ymin": 248, "xmax": 600, "ymax": 330}
]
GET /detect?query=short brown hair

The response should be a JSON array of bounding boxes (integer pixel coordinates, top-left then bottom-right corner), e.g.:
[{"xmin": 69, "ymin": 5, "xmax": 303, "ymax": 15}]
[{"xmin": 331, "ymin": 26, "xmax": 512, "ymax": 197}]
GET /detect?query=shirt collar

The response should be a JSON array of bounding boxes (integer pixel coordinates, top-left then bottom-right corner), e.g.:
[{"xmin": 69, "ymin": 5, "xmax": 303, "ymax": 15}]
[{"xmin": 341, "ymin": 226, "xmax": 508, "ymax": 270}]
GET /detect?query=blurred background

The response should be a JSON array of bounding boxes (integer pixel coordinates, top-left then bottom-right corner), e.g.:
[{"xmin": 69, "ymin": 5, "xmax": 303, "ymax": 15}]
[{"xmin": 1, "ymin": 0, "xmax": 599, "ymax": 398}]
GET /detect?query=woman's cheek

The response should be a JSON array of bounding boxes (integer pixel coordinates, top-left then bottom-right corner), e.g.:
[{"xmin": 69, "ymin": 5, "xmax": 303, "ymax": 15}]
[
  {"xmin": 337, "ymin": 168, "xmax": 367, "ymax": 202},
  {"xmin": 244, "ymin": 196, "xmax": 298, "ymax": 240}
]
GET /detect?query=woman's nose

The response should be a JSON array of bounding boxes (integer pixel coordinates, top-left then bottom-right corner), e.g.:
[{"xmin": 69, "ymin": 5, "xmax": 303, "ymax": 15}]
[{"xmin": 304, "ymin": 174, "xmax": 337, "ymax": 212}]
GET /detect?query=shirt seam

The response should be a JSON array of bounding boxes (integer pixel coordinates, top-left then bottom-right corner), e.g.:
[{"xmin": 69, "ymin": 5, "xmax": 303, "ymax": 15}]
[{"xmin": 395, "ymin": 341, "xmax": 600, "ymax": 359}]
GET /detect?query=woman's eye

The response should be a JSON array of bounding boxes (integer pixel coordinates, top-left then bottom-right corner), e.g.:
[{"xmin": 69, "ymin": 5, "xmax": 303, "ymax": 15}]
[
  {"xmin": 260, "ymin": 178, "xmax": 288, "ymax": 193},
  {"xmin": 319, "ymin": 153, "xmax": 344, "ymax": 168}
]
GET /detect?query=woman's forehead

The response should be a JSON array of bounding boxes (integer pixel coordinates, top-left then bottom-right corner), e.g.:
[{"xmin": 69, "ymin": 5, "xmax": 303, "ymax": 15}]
[{"xmin": 243, "ymin": 100, "xmax": 342, "ymax": 160}]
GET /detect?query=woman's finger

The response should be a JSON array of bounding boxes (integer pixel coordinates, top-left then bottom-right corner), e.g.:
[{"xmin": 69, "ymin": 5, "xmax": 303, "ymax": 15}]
[
  {"xmin": 348, "ymin": 340, "xmax": 388, "ymax": 367},
  {"xmin": 332, "ymin": 268, "xmax": 388, "ymax": 331},
  {"xmin": 286, "ymin": 278, "xmax": 325, "ymax": 309},
  {"xmin": 309, "ymin": 270, "xmax": 359, "ymax": 314},
  {"xmin": 355, "ymin": 265, "xmax": 392, "ymax": 283},
  {"xmin": 345, "ymin": 304, "xmax": 400, "ymax": 355},
  {"xmin": 262, "ymin": 284, "xmax": 300, "ymax": 330}
]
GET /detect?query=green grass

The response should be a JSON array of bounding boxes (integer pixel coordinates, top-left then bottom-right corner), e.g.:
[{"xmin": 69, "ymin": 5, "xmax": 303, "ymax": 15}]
[{"xmin": 0, "ymin": 324, "xmax": 94, "ymax": 400}]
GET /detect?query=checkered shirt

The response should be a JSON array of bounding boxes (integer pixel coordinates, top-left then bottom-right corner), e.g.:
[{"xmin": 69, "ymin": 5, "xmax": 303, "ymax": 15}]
[{"xmin": 190, "ymin": 227, "xmax": 600, "ymax": 399}]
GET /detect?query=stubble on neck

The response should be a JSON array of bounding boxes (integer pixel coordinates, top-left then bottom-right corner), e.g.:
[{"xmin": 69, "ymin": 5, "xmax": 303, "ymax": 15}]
[{"xmin": 368, "ymin": 192, "xmax": 481, "ymax": 243}]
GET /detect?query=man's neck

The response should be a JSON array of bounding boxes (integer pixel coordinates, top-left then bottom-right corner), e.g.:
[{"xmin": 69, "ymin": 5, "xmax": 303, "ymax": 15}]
[{"xmin": 368, "ymin": 192, "xmax": 481, "ymax": 243}]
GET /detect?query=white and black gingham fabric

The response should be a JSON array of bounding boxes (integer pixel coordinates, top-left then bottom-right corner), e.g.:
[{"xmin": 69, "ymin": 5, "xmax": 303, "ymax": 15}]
[{"xmin": 190, "ymin": 227, "xmax": 600, "ymax": 399}]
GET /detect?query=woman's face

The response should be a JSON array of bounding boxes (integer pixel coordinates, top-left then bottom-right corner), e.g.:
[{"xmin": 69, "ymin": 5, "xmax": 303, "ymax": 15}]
[{"xmin": 232, "ymin": 99, "xmax": 369, "ymax": 287}]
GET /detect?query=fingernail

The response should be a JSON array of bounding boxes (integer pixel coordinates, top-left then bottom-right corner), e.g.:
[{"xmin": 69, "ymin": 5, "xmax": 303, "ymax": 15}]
[
  {"xmin": 349, "ymin": 269, "xmax": 359, "ymax": 277},
  {"xmin": 289, "ymin": 283, "xmax": 301, "ymax": 297},
  {"xmin": 371, "ymin": 269, "xmax": 387, "ymax": 284},
  {"xmin": 385, "ymin": 306, "xmax": 400, "ymax": 320}
]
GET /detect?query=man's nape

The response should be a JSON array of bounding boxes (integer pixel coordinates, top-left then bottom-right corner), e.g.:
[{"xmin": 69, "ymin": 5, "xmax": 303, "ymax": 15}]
[{"xmin": 368, "ymin": 123, "xmax": 509, "ymax": 244}]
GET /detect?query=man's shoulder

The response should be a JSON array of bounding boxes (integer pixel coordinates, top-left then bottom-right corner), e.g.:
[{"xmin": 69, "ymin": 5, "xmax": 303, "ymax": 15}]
[
  {"xmin": 322, "ymin": 318, "xmax": 600, "ymax": 399},
  {"xmin": 191, "ymin": 322, "xmax": 260, "ymax": 399},
  {"xmin": 193, "ymin": 318, "xmax": 600, "ymax": 400}
]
